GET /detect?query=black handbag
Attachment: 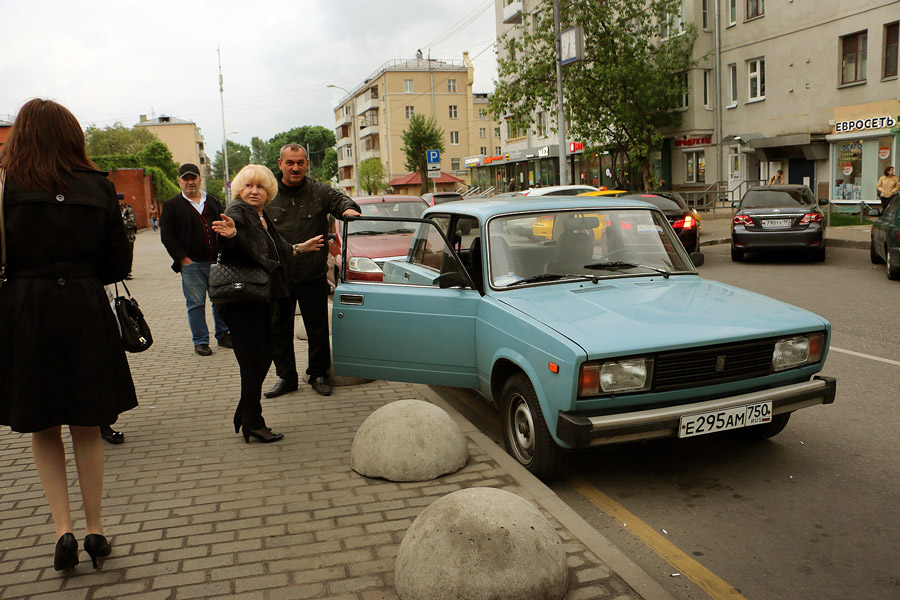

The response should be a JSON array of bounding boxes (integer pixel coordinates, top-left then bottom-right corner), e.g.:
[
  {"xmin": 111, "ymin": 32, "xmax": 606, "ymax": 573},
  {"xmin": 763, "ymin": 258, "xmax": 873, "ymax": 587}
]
[
  {"xmin": 208, "ymin": 257, "xmax": 270, "ymax": 304},
  {"xmin": 114, "ymin": 281, "xmax": 153, "ymax": 353}
]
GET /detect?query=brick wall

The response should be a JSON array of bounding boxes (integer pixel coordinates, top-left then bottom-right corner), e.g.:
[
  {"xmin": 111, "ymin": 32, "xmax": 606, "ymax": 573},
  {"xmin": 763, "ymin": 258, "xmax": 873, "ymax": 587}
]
[{"xmin": 107, "ymin": 169, "xmax": 158, "ymax": 231}]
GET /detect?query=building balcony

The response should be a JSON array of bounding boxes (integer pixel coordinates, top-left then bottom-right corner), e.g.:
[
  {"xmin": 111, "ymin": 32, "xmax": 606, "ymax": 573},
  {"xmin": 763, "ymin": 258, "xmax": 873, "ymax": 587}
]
[
  {"xmin": 360, "ymin": 148, "xmax": 381, "ymax": 162},
  {"xmin": 503, "ymin": 1, "xmax": 523, "ymax": 24},
  {"xmin": 357, "ymin": 95, "xmax": 379, "ymax": 115},
  {"xmin": 335, "ymin": 111, "xmax": 352, "ymax": 127},
  {"xmin": 337, "ymin": 133, "xmax": 352, "ymax": 147},
  {"xmin": 338, "ymin": 154, "xmax": 355, "ymax": 168},
  {"xmin": 339, "ymin": 176, "xmax": 355, "ymax": 190},
  {"xmin": 359, "ymin": 126, "xmax": 379, "ymax": 139}
]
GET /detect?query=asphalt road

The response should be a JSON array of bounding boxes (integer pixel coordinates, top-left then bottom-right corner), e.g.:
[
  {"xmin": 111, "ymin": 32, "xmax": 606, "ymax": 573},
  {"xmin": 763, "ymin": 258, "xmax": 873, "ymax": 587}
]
[{"xmin": 437, "ymin": 243, "xmax": 900, "ymax": 600}]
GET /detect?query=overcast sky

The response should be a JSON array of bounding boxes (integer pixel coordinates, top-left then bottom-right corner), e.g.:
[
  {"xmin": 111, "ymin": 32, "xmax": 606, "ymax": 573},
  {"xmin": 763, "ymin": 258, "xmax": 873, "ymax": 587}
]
[{"xmin": 1, "ymin": 0, "xmax": 498, "ymax": 162}]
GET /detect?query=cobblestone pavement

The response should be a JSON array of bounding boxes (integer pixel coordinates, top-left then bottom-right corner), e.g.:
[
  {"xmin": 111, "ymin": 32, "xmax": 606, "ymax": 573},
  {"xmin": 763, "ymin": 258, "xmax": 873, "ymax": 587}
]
[{"xmin": 0, "ymin": 230, "xmax": 661, "ymax": 600}]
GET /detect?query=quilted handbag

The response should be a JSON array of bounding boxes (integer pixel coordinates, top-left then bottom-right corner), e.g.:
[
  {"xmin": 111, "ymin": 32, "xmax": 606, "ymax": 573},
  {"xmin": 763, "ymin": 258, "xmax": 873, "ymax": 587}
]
[
  {"xmin": 208, "ymin": 258, "xmax": 270, "ymax": 304},
  {"xmin": 114, "ymin": 281, "xmax": 153, "ymax": 353}
]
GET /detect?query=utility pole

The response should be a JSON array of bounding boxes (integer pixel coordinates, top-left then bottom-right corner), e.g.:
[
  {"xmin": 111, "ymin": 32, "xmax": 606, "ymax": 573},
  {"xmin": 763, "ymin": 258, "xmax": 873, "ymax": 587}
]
[
  {"xmin": 553, "ymin": 0, "xmax": 569, "ymax": 186},
  {"xmin": 218, "ymin": 47, "xmax": 230, "ymax": 202}
]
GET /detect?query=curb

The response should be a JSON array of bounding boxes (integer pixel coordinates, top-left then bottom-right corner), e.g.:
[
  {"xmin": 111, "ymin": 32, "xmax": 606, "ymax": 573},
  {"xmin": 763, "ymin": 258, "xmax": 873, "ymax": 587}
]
[
  {"xmin": 701, "ymin": 236, "xmax": 869, "ymax": 250},
  {"xmin": 414, "ymin": 384, "xmax": 676, "ymax": 600}
]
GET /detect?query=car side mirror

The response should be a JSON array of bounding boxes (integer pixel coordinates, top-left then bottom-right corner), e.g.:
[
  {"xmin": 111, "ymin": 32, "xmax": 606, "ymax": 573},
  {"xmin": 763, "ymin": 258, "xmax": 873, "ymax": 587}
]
[
  {"xmin": 438, "ymin": 271, "xmax": 470, "ymax": 289},
  {"xmin": 818, "ymin": 198, "xmax": 829, "ymax": 205},
  {"xmin": 867, "ymin": 207, "xmax": 881, "ymax": 217},
  {"xmin": 690, "ymin": 252, "xmax": 705, "ymax": 267},
  {"xmin": 731, "ymin": 201, "xmax": 740, "ymax": 209}
]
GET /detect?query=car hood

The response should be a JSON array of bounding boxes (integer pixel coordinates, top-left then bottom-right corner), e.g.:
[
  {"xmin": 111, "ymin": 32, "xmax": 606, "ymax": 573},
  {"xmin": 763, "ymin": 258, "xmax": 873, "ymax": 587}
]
[
  {"xmin": 496, "ymin": 277, "xmax": 829, "ymax": 357},
  {"xmin": 346, "ymin": 234, "xmax": 414, "ymax": 258}
]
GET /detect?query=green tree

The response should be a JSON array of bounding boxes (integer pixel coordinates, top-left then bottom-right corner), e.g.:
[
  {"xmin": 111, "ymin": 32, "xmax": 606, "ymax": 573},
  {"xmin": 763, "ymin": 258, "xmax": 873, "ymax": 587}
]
[
  {"xmin": 401, "ymin": 114, "xmax": 445, "ymax": 195},
  {"xmin": 359, "ymin": 158, "xmax": 387, "ymax": 194},
  {"xmin": 263, "ymin": 126, "xmax": 337, "ymax": 178},
  {"xmin": 249, "ymin": 136, "xmax": 269, "ymax": 165},
  {"xmin": 489, "ymin": 0, "xmax": 698, "ymax": 189},
  {"xmin": 213, "ymin": 140, "xmax": 251, "ymax": 181},
  {"xmin": 316, "ymin": 148, "xmax": 338, "ymax": 183},
  {"xmin": 85, "ymin": 122, "xmax": 157, "ymax": 156},
  {"xmin": 137, "ymin": 140, "xmax": 179, "ymax": 181}
]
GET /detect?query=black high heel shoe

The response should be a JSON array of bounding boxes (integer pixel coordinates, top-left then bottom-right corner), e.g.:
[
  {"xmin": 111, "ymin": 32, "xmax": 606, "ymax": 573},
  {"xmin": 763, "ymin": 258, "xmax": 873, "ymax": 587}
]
[
  {"xmin": 84, "ymin": 534, "xmax": 111, "ymax": 569},
  {"xmin": 242, "ymin": 427, "xmax": 284, "ymax": 443},
  {"xmin": 53, "ymin": 533, "xmax": 78, "ymax": 571}
]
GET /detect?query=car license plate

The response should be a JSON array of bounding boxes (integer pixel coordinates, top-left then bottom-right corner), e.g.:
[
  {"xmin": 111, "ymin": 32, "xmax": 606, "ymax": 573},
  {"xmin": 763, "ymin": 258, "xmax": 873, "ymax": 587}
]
[
  {"xmin": 679, "ymin": 402, "xmax": 772, "ymax": 438},
  {"xmin": 761, "ymin": 219, "xmax": 792, "ymax": 228}
]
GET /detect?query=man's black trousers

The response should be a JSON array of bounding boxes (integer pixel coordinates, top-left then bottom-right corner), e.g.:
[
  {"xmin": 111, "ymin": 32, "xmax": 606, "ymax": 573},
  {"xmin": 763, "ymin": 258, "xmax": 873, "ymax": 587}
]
[{"xmin": 271, "ymin": 275, "xmax": 331, "ymax": 383}]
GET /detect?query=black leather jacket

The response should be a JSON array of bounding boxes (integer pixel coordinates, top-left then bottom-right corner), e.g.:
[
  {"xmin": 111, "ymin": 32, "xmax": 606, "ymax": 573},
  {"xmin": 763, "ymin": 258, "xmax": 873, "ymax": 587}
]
[
  {"xmin": 267, "ymin": 177, "xmax": 359, "ymax": 283},
  {"xmin": 219, "ymin": 199, "xmax": 291, "ymax": 300}
]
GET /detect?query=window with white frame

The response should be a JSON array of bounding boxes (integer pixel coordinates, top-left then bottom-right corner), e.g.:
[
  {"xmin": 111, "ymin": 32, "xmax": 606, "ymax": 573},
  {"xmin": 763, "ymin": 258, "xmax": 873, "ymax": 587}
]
[
  {"xmin": 343, "ymin": 145, "xmax": 353, "ymax": 159},
  {"xmin": 448, "ymin": 79, "xmax": 457, "ymax": 93},
  {"xmin": 677, "ymin": 72, "xmax": 689, "ymax": 108},
  {"xmin": 495, "ymin": 146, "xmax": 502, "ymax": 155},
  {"xmin": 480, "ymin": 146, "xmax": 487, "ymax": 155},
  {"xmin": 660, "ymin": 0, "xmax": 685, "ymax": 38},
  {"xmin": 747, "ymin": 0, "xmax": 763, "ymax": 19},
  {"xmin": 728, "ymin": 146, "xmax": 745, "ymax": 179},
  {"xmin": 841, "ymin": 31, "xmax": 867, "ymax": 84},
  {"xmin": 703, "ymin": 70, "xmax": 711, "ymax": 107},
  {"xmin": 404, "ymin": 79, "xmax": 413, "ymax": 93},
  {"xmin": 405, "ymin": 106, "xmax": 415, "ymax": 119},
  {"xmin": 478, "ymin": 109, "xmax": 488, "ymax": 119},
  {"xmin": 449, "ymin": 105, "xmax": 458, "ymax": 119},
  {"xmin": 450, "ymin": 131, "xmax": 459, "ymax": 145},
  {"xmin": 748, "ymin": 58, "xmax": 765, "ymax": 100},
  {"xmin": 480, "ymin": 127, "xmax": 487, "ymax": 138},
  {"xmin": 343, "ymin": 105, "xmax": 352, "ymax": 116},
  {"xmin": 728, "ymin": 63, "xmax": 738, "ymax": 106},
  {"xmin": 728, "ymin": 0, "xmax": 736, "ymax": 25},
  {"xmin": 451, "ymin": 158, "xmax": 460, "ymax": 171},
  {"xmin": 685, "ymin": 150, "xmax": 706, "ymax": 183},
  {"xmin": 886, "ymin": 22, "xmax": 899, "ymax": 78},
  {"xmin": 702, "ymin": 0, "xmax": 709, "ymax": 29}
]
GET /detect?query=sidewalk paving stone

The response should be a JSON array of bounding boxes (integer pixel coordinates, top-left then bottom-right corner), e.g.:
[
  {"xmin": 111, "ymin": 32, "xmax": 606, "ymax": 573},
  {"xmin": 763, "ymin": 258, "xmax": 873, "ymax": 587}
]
[{"xmin": 0, "ymin": 229, "xmax": 668, "ymax": 599}]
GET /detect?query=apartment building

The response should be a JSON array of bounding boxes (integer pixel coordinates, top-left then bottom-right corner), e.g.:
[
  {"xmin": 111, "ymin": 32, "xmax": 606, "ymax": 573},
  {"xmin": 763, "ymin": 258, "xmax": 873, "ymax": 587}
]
[
  {"xmin": 331, "ymin": 52, "xmax": 498, "ymax": 196},
  {"xmin": 491, "ymin": 0, "xmax": 899, "ymax": 203},
  {"xmin": 135, "ymin": 115, "xmax": 211, "ymax": 181}
]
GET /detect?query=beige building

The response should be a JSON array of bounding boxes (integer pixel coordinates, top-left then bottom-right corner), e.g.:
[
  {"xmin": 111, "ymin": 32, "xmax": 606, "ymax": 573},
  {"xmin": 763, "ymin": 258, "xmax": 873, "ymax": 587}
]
[
  {"xmin": 331, "ymin": 52, "xmax": 499, "ymax": 197},
  {"xmin": 490, "ymin": 0, "xmax": 899, "ymax": 204},
  {"xmin": 135, "ymin": 115, "xmax": 211, "ymax": 181}
]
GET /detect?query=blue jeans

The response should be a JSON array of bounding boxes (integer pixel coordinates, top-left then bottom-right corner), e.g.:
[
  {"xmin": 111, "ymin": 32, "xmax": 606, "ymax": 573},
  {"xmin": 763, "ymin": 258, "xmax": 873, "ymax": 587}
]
[{"xmin": 181, "ymin": 261, "xmax": 228, "ymax": 346}]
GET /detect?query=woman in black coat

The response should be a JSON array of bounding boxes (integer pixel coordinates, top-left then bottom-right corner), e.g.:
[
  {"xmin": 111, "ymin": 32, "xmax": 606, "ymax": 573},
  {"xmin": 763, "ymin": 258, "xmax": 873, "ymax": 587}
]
[
  {"xmin": 211, "ymin": 165, "xmax": 322, "ymax": 443},
  {"xmin": 0, "ymin": 99, "xmax": 138, "ymax": 570}
]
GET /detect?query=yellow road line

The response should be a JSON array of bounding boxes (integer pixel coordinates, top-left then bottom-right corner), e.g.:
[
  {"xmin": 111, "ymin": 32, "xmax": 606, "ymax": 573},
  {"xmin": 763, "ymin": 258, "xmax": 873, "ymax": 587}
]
[{"xmin": 570, "ymin": 476, "xmax": 746, "ymax": 600}]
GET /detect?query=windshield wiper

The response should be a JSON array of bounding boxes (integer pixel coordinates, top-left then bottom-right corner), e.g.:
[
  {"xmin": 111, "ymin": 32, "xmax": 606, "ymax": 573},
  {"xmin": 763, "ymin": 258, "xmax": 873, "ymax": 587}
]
[
  {"xmin": 503, "ymin": 273, "xmax": 592, "ymax": 287},
  {"xmin": 384, "ymin": 228, "xmax": 417, "ymax": 234},
  {"xmin": 348, "ymin": 230, "xmax": 385, "ymax": 236},
  {"xmin": 583, "ymin": 261, "xmax": 671, "ymax": 279}
]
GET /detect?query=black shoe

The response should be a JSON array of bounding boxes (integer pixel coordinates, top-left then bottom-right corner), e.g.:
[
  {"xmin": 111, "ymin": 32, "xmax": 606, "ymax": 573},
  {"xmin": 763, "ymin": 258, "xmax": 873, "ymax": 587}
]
[
  {"xmin": 242, "ymin": 427, "xmax": 284, "ymax": 443},
  {"xmin": 217, "ymin": 333, "xmax": 233, "ymax": 348},
  {"xmin": 264, "ymin": 378, "xmax": 298, "ymax": 398},
  {"xmin": 194, "ymin": 344, "xmax": 212, "ymax": 356},
  {"xmin": 124, "ymin": 274, "xmax": 133, "ymax": 280},
  {"xmin": 54, "ymin": 533, "xmax": 78, "ymax": 571},
  {"xmin": 310, "ymin": 376, "xmax": 332, "ymax": 396},
  {"xmin": 100, "ymin": 425, "xmax": 124, "ymax": 445},
  {"xmin": 84, "ymin": 534, "xmax": 111, "ymax": 569}
]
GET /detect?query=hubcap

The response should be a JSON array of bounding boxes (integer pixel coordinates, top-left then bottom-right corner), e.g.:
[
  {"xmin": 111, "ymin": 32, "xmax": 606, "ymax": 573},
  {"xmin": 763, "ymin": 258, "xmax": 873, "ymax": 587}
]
[{"xmin": 507, "ymin": 393, "xmax": 535, "ymax": 464}]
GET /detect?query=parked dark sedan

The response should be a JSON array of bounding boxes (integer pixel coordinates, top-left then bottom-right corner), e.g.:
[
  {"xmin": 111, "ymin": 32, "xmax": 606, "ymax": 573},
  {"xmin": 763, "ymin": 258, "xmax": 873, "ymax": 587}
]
[
  {"xmin": 870, "ymin": 194, "xmax": 900, "ymax": 280},
  {"xmin": 619, "ymin": 192, "xmax": 700, "ymax": 253},
  {"xmin": 731, "ymin": 185, "xmax": 827, "ymax": 262}
]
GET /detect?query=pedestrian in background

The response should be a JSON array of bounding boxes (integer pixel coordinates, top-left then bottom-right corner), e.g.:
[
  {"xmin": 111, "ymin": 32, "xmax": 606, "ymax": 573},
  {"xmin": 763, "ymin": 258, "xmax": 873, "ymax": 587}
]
[
  {"xmin": 118, "ymin": 193, "xmax": 136, "ymax": 279},
  {"xmin": 0, "ymin": 98, "xmax": 138, "ymax": 571},
  {"xmin": 876, "ymin": 166, "xmax": 899, "ymax": 212},
  {"xmin": 211, "ymin": 164, "xmax": 323, "ymax": 443},
  {"xmin": 263, "ymin": 144, "xmax": 359, "ymax": 399},
  {"xmin": 768, "ymin": 169, "xmax": 784, "ymax": 185},
  {"xmin": 160, "ymin": 163, "xmax": 232, "ymax": 356},
  {"xmin": 148, "ymin": 201, "xmax": 159, "ymax": 232}
]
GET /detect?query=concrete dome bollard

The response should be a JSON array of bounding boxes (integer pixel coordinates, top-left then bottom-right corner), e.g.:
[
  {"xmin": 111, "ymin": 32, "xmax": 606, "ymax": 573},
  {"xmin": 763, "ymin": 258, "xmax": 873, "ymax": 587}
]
[
  {"xmin": 394, "ymin": 487, "xmax": 569, "ymax": 600},
  {"xmin": 351, "ymin": 400, "xmax": 468, "ymax": 481}
]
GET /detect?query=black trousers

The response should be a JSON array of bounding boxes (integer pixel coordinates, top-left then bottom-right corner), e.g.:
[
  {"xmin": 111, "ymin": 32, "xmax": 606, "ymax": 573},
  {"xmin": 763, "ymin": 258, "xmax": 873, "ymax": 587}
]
[
  {"xmin": 218, "ymin": 302, "xmax": 273, "ymax": 431},
  {"xmin": 271, "ymin": 275, "xmax": 331, "ymax": 383}
]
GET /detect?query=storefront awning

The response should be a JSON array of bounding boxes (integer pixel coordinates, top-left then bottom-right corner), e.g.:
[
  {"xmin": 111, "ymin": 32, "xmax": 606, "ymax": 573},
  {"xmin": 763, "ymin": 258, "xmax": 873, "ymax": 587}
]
[
  {"xmin": 749, "ymin": 133, "xmax": 829, "ymax": 161},
  {"xmin": 719, "ymin": 133, "xmax": 764, "ymax": 145}
]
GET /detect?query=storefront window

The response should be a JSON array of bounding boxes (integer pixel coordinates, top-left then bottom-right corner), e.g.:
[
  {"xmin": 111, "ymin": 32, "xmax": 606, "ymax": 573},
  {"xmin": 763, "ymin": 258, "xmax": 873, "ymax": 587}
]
[
  {"xmin": 685, "ymin": 150, "xmax": 706, "ymax": 184},
  {"xmin": 833, "ymin": 136, "xmax": 894, "ymax": 201}
]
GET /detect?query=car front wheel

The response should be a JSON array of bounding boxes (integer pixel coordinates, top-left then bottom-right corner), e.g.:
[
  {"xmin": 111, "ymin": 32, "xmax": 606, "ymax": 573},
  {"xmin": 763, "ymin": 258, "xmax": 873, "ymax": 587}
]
[
  {"xmin": 887, "ymin": 247, "xmax": 900, "ymax": 280},
  {"xmin": 501, "ymin": 374, "xmax": 568, "ymax": 481}
]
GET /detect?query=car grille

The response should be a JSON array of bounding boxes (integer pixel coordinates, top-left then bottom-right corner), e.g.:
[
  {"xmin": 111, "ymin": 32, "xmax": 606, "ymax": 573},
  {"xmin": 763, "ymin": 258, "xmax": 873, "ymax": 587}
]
[{"xmin": 653, "ymin": 338, "xmax": 776, "ymax": 392}]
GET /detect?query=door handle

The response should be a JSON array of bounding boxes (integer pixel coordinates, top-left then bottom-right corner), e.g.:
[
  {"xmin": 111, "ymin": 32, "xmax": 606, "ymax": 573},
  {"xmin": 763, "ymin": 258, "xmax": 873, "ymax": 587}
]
[{"xmin": 339, "ymin": 294, "xmax": 364, "ymax": 306}]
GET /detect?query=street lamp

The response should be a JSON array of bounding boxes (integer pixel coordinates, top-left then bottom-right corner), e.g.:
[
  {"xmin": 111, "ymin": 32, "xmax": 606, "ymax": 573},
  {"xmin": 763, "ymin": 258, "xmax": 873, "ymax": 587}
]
[{"xmin": 327, "ymin": 84, "xmax": 360, "ymax": 196}]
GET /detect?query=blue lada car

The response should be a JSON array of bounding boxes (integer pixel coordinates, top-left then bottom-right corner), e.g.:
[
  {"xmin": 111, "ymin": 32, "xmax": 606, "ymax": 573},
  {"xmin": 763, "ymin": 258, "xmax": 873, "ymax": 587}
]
[{"xmin": 331, "ymin": 197, "xmax": 836, "ymax": 481}]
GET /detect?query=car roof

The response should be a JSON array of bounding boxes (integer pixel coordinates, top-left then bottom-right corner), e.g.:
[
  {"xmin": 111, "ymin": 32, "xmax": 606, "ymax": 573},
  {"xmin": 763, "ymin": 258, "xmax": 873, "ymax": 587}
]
[
  {"xmin": 747, "ymin": 185, "xmax": 811, "ymax": 191},
  {"xmin": 423, "ymin": 196, "xmax": 658, "ymax": 220},
  {"xmin": 578, "ymin": 189, "xmax": 628, "ymax": 197},
  {"xmin": 423, "ymin": 191, "xmax": 463, "ymax": 197},
  {"xmin": 524, "ymin": 184, "xmax": 598, "ymax": 195},
  {"xmin": 355, "ymin": 195, "xmax": 427, "ymax": 204}
]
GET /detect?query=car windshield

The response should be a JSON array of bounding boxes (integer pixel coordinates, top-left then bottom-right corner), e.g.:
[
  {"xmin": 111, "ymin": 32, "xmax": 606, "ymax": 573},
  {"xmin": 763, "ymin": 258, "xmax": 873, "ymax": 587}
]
[
  {"xmin": 741, "ymin": 189, "xmax": 814, "ymax": 208},
  {"xmin": 486, "ymin": 208, "xmax": 695, "ymax": 288},
  {"xmin": 350, "ymin": 202, "xmax": 427, "ymax": 235}
]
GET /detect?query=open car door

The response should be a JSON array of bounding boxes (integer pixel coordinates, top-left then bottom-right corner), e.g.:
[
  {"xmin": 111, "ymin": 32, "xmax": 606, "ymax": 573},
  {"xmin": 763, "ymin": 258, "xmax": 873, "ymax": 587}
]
[{"xmin": 331, "ymin": 216, "xmax": 480, "ymax": 388}]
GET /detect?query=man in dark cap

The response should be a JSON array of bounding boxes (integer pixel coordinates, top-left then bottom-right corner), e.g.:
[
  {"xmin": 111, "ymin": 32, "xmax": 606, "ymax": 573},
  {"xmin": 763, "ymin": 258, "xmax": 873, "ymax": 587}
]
[{"xmin": 160, "ymin": 163, "xmax": 231, "ymax": 356}]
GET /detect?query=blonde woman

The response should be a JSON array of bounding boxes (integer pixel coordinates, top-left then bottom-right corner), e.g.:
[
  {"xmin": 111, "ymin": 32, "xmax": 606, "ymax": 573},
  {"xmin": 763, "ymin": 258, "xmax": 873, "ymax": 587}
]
[{"xmin": 211, "ymin": 165, "xmax": 322, "ymax": 443}]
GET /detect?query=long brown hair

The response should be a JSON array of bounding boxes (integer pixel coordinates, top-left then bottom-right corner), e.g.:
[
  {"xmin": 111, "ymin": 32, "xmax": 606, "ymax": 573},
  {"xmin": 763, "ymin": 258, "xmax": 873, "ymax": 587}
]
[{"xmin": 0, "ymin": 98, "xmax": 97, "ymax": 193}]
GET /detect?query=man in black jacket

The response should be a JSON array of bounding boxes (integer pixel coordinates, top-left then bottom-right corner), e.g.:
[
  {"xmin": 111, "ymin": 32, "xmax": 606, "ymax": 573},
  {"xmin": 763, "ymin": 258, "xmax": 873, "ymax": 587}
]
[
  {"xmin": 160, "ymin": 163, "xmax": 231, "ymax": 356},
  {"xmin": 265, "ymin": 144, "xmax": 360, "ymax": 397}
]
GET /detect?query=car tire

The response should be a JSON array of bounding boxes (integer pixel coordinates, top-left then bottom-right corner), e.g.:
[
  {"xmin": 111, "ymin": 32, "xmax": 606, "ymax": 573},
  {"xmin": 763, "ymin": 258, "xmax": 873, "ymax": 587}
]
[
  {"xmin": 501, "ymin": 373, "xmax": 568, "ymax": 481},
  {"xmin": 870, "ymin": 238, "xmax": 884, "ymax": 264},
  {"xmin": 732, "ymin": 412, "xmax": 791, "ymax": 441},
  {"xmin": 731, "ymin": 246, "xmax": 744, "ymax": 262},
  {"xmin": 886, "ymin": 247, "xmax": 900, "ymax": 281},
  {"xmin": 812, "ymin": 246, "xmax": 826, "ymax": 262}
]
